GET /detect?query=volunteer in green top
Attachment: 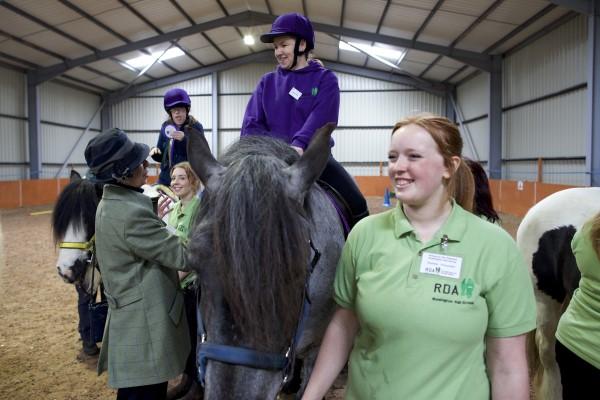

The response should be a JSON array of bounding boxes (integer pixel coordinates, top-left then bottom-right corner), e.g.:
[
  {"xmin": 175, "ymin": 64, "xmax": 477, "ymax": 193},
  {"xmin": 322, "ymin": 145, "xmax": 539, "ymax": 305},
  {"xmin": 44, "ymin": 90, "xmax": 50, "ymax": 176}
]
[
  {"xmin": 555, "ymin": 214, "xmax": 600, "ymax": 399},
  {"xmin": 302, "ymin": 114, "xmax": 536, "ymax": 400},
  {"xmin": 158, "ymin": 161, "xmax": 202, "ymax": 400}
]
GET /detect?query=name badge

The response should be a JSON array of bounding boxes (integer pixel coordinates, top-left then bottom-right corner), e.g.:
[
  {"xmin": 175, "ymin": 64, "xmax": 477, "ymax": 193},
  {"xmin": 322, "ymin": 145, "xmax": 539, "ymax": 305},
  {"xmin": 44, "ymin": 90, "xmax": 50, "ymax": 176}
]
[
  {"xmin": 420, "ymin": 252, "xmax": 463, "ymax": 279},
  {"xmin": 289, "ymin": 87, "xmax": 302, "ymax": 100}
]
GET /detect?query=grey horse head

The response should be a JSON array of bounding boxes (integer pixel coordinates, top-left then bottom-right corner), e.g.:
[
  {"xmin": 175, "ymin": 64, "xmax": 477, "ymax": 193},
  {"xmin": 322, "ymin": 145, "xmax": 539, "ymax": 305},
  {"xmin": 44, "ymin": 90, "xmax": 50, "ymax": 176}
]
[{"xmin": 186, "ymin": 123, "xmax": 344, "ymax": 399}]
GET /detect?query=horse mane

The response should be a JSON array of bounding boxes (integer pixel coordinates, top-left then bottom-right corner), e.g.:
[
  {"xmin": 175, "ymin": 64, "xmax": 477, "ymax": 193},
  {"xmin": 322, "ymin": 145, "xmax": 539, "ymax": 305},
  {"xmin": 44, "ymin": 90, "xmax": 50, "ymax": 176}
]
[
  {"xmin": 52, "ymin": 179, "xmax": 103, "ymax": 244},
  {"xmin": 192, "ymin": 136, "xmax": 310, "ymax": 350}
]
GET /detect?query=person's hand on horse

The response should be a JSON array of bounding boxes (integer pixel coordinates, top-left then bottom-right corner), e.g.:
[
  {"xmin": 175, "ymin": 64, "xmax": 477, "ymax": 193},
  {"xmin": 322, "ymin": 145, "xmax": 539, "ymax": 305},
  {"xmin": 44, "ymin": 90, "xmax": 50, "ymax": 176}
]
[
  {"xmin": 171, "ymin": 130, "xmax": 185, "ymax": 141},
  {"xmin": 157, "ymin": 194, "xmax": 173, "ymax": 219}
]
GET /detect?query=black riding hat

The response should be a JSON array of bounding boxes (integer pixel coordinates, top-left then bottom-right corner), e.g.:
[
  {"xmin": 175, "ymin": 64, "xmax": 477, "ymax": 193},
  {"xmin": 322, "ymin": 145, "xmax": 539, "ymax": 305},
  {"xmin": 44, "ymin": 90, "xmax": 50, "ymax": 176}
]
[{"xmin": 84, "ymin": 128, "xmax": 149, "ymax": 183}]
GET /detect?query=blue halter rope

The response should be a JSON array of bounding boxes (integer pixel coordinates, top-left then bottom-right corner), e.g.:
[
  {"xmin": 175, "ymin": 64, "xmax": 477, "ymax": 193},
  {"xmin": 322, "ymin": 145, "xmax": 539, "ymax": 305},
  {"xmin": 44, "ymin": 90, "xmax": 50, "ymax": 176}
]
[{"xmin": 196, "ymin": 240, "xmax": 321, "ymax": 388}]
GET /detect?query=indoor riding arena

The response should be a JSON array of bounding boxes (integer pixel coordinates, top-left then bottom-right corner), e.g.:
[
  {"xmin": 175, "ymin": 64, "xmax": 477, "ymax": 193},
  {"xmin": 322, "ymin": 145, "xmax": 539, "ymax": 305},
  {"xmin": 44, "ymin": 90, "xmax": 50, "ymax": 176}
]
[{"xmin": 1, "ymin": 1, "xmax": 598, "ymax": 400}]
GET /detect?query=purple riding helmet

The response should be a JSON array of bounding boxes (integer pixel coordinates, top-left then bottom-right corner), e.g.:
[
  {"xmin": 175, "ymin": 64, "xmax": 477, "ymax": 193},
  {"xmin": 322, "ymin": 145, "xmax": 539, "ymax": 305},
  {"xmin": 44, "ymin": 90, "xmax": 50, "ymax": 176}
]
[
  {"xmin": 260, "ymin": 13, "xmax": 315, "ymax": 69},
  {"xmin": 163, "ymin": 88, "xmax": 191, "ymax": 113}
]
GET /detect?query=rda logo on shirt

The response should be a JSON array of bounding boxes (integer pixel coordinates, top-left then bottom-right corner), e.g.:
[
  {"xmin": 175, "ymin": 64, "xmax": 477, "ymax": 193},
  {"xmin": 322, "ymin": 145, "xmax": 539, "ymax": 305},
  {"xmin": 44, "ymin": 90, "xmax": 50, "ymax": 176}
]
[
  {"xmin": 433, "ymin": 278, "xmax": 475, "ymax": 299},
  {"xmin": 311, "ymin": 87, "xmax": 318, "ymax": 96}
]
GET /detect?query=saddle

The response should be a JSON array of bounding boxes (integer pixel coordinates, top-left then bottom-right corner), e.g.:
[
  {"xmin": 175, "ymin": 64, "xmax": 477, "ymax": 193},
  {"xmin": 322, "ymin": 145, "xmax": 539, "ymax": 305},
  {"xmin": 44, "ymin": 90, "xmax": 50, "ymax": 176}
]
[{"xmin": 317, "ymin": 180, "xmax": 352, "ymax": 238}]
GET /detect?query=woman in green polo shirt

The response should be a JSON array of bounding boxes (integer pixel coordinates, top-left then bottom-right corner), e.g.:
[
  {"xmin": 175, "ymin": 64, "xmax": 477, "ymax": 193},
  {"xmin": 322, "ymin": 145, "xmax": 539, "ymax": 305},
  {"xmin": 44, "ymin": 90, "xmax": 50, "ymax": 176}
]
[
  {"xmin": 555, "ymin": 214, "xmax": 600, "ymax": 399},
  {"xmin": 158, "ymin": 161, "xmax": 202, "ymax": 400},
  {"xmin": 302, "ymin": 114, "xmax": 536, "ymax": 400}
]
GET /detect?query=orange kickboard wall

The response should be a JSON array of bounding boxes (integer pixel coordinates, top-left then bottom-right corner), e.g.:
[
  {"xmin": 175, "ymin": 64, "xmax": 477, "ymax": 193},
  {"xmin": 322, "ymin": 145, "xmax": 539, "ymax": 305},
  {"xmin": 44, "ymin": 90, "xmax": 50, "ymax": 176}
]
[{"xmin": 0, "ymin": 176, "xmax": 581, "ymax": 216}]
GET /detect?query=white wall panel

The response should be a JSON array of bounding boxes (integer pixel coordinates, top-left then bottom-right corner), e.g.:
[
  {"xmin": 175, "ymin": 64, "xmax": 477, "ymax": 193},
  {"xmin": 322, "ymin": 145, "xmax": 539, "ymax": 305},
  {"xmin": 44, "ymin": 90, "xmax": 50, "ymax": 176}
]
[
  {"xmin": 39, "ymin": 82, "xmax": 101, "ymax": 128},
  {"xmin": 503, "ymin": 15, "xmax": 587, "ymax": 107},
  {"xmin": 218, "ymin": 131, "xmax": 240, "ymax": 155},
  {"xmin": 332, "ymin": 129, "xmax": 390, "ymax": 163},
  {"xmin": 336, "ymin": 72, "xmax": 412, "ymax": 91},
  {"xmin": 503, "ymin": 88, "xmax": 586, "ymax": 159},
  {"xmin": 0, "ymin": 166, "xmax": 28, "ymax": 181},
  {"xmin": 0, "ymin": 67, "xmax": 26, "ymax": 116},
  {"xmin": 339, "ymin": 91, "xmax": 444, "ymax": 126},
  {"xmin": 41, "ymin": 125, "xmax": 96, "ymax": 164},
  {"xmin": 456, "ymin": 72, "xmax": 489, "ymax": 120},
  {"xmin": 460, "ymin": 118, "xmax": 489, "ymax": 162},
  {"xmin": 344, "ymin": 165, "xmax": 388, "ymax": 177},
  {"xmin": 0, "ymin": 117, "xmax": 27, "ymax": 162},
  {"xmin": 220, "ymin": 63, "xmax": 273, "ymax": 93},
  {"xmin": 140, "ymin": 75, "xmax": 212, "ymax": 96},
  {"xmin": 219, "ymin": 94, "xmax": 250, "ymax": 129},
  {"xmin": 112, "ymin": 96, "xmax": 212, "ymax": 131}
]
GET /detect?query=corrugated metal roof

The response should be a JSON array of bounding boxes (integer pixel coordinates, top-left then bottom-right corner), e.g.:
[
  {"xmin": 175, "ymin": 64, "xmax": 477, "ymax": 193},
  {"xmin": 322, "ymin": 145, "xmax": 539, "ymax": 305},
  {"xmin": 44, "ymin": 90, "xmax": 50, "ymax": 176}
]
[{"xmin": 0, "ymin": 0, "xmax": 581, "ymax": 93}]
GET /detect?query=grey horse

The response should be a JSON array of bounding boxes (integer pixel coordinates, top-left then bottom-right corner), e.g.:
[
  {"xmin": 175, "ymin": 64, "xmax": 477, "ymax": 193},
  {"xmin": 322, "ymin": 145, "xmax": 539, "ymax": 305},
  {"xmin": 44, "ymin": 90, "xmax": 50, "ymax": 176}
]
[{"xmin": 186, "ymin": 123, "xmax": 345, "ymax": 399}]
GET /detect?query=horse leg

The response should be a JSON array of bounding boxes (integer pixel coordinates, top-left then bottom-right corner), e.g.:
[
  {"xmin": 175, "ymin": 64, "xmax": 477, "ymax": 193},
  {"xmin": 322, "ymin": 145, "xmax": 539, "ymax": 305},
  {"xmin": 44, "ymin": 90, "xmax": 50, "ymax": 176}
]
[{"xmin": 535, "ymin": 295, "xmax": 563, "ymax": 400}]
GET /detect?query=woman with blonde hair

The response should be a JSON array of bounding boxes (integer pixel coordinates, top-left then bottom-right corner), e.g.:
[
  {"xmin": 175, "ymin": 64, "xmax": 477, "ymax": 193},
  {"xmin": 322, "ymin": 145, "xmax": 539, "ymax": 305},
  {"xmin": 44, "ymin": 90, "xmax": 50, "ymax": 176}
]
[
  {"xmin": 158, "ymin": 161, "xmax": 203, "ymax": 400},
  {"xmin": 302, "ymin": 114, "xmax": 536, "ymax": 400}
]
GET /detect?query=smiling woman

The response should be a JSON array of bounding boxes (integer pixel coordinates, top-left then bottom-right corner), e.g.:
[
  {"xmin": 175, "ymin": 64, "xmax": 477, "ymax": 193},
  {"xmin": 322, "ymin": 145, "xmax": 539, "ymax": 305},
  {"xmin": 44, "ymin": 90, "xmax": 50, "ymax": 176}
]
[{"xmin": 302, "ymin": 114, "xmax": 536, "ymax": 400}]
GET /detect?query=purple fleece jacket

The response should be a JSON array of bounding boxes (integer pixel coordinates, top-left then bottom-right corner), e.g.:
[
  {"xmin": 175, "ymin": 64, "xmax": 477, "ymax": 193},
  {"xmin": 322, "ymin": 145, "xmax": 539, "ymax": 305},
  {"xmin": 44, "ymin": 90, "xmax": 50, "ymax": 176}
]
[{"xmin": 241, "ymin": 60, "xmax": 339, "ymax": 149}]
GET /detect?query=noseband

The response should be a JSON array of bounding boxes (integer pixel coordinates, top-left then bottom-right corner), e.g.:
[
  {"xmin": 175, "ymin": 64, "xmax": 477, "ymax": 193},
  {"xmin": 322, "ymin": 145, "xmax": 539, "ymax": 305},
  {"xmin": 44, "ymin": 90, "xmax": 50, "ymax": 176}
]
[
  {"xmin": 196, "ymin": 240, "xmax": 321, "ymax": 390},
  {"xmin": 58, "ymin": 235, "xmax": 98, "ymax": 290}
]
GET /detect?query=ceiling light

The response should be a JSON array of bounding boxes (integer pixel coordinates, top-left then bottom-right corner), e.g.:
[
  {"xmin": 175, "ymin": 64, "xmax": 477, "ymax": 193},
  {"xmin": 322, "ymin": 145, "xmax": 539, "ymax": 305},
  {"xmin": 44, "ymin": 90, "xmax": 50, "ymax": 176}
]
[
  {"xmin": 339, "ymin": 41, "xmax": 406, "ymax": 64},
  {"xmin": 243, "ymin": 34, "xmax": 255, "ymax": 45},
  {"xmin": 125, "ymin": 48, "xmax": 184, "ymax": 69}
]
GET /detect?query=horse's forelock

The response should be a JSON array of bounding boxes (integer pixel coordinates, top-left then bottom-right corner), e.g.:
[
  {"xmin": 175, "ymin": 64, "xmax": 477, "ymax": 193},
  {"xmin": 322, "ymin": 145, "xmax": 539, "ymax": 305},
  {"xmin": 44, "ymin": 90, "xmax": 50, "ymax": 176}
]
[
  {"xmin": 206, "ymin": 138, "xmax": 310, "ymax": 351},
  {"xmin": 52, "ymin": 179, "xmax": 101, "ymax": 244}
]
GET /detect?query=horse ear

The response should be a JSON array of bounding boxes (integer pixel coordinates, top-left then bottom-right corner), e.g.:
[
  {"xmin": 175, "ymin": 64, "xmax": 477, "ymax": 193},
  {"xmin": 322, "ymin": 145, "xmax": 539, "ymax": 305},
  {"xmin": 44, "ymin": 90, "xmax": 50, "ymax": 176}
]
[
  {"xmin": 286, "ymin": 123, "xmax": 335, "ymax": 201},
  {"xmin": 70, "ymin": 169, "xmax": 82, "ymax": 183},
  {"xmin": 186, "ymin": 125, "xmax": 225, "ymax": 192}
]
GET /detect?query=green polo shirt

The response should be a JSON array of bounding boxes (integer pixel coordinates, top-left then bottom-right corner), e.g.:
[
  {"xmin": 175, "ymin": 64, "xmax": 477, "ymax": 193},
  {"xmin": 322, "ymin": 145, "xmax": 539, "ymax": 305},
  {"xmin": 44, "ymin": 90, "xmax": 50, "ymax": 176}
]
[
  {"xmin": 334, "ymin": 202, "xmax": 536, "ymax": 400},
  {"xmin": 556, "ymin": 220, "xmax": 600, "ymax": 369},
  {"xmin": 167, "ymin": 196, "xmax": 200, "ymax": 242}
]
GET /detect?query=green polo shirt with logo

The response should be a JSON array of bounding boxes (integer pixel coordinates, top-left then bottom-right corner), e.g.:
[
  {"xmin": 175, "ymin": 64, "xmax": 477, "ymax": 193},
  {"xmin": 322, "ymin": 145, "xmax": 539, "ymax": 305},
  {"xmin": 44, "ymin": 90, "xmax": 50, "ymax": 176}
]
[
  {"xmin": 556, "ymin": 220, "xmax": 600, "ymax": 369},
  {"xmin": 334, "ymin": 202, "xmax": 536, "ymax": 400},
  {"xmin": 167, "ymin": 196, "xmax": 200, "ymax": 242}
]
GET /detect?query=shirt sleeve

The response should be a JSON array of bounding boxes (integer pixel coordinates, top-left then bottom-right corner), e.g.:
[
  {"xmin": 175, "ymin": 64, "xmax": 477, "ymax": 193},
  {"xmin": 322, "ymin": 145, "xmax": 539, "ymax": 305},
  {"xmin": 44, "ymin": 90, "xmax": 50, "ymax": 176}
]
[
  {"xmin": 241, "ymin": 78, "xmax": 269, "ymax": 137},
  {"xmin": 124, "ymin": 205, "xmax": 188, "ymax": 272},
  {"xmin": 485, "ymin": 251, "xmax": 536, "ymax": 337},
  {"xmin": 333, "ymin": 229, "xmax": 359, "ymax": 309},
  {"xmin": 291, "ymin": 70, "xmax": 340, "ymax": 149}
]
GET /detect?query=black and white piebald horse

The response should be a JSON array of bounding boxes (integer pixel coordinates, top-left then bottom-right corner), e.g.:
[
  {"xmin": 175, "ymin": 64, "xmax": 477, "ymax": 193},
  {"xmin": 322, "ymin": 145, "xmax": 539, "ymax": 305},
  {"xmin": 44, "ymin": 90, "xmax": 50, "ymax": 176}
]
[{"xmin": 516, "ymin": 187, "xmax": 600, "ymax": 400}]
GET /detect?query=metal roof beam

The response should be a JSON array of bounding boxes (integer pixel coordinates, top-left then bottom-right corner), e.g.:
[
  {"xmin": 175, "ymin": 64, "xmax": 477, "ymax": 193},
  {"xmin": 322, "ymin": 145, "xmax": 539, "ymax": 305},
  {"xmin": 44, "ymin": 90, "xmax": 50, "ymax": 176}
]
[
  {"xmin": 105, "ymin": 51, "xmax": 273, "ymax": 105},
  {"xmin": 324, "ymin": 61, "xmax": 451, "ymax": 96},
  {"xmin": 32, "ymin": 11, "xmax": 492, "ymax": 85},
  {"xmin": 548, "ymin": 0, "xmax": 593, "ymax": 15}
]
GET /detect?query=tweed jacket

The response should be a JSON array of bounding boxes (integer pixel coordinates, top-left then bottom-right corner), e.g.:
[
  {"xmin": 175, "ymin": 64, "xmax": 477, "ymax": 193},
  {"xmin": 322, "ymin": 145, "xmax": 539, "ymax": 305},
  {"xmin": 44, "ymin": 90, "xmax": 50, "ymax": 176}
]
[{"xmin": 95, "ymin": 184, "xmax": 190, "ymax": 388}]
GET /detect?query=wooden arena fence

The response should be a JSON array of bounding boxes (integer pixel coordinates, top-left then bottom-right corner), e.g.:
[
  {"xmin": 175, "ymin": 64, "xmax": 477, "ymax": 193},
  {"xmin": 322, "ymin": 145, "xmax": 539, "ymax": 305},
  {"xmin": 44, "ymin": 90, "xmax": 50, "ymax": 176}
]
[{"xmin": 0, "ymin": 175, "xmax": 577, "ymax": 217}]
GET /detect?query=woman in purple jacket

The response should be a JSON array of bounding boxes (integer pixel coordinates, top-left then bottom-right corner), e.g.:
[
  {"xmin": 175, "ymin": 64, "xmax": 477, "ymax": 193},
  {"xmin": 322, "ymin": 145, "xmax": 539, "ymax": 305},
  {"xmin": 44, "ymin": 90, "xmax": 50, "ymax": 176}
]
[{"xmin": 242, "ymin": 13, "xmax": 368, "ymax": 228}]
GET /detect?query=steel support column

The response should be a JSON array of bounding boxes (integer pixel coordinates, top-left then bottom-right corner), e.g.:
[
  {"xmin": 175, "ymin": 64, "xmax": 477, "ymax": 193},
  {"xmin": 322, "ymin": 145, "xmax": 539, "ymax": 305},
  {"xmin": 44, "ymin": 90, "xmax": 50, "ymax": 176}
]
[
  {"xmin": 211, "ymin": 71, "xmax": 219, "ymax": 157},
  {"xmin": 26, "ymin": 72, "xmax": 41, "ymax": 179},
  {"xmin": 445, "ymin": 88, "xmax": 457, "ymax": 122},
  {"xmin": 100, "ymin": 102, "xmax": 112, "ymax": 132},
  {"xmin": 489, "ymin": 55, "xmax": 503, "ymax": 179},
  {"xmin": 587, "ymin": 3, "xmax": 600, "ymax": 186}
]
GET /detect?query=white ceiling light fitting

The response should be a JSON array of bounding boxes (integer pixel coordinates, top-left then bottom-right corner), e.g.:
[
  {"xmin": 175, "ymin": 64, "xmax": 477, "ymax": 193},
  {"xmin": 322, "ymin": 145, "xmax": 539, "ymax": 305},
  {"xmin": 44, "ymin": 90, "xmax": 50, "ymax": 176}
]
[
  {"xmin": 124, "ymin": 47, "xmax": 185, "ymax": 69},
  {"xmin": 243, "ymin": 34, "xmax": 255, "ymax": 45},
  {"xmin": 338, "ymin": 39, "xmax": 407, "ymax": 70}
]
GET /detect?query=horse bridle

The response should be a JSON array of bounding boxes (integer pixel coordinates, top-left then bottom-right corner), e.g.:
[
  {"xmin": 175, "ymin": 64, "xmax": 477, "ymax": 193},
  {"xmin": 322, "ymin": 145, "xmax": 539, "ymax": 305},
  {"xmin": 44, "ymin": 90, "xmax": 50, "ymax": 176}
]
[
  {"xmin": 196, "ymin": 240, "xmax": 321, "ymax": 392},
  {"xmin": 58, "ymin": 235, "xmax": 99, "ymax": 289}
]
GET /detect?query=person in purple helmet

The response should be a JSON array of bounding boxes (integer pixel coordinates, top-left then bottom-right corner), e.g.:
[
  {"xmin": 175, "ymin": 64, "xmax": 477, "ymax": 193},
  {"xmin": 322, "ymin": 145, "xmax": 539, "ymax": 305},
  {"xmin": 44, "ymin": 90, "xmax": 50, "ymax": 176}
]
[
  {"xmin": 241, "ymin": 12, "xmax": 368, "ymax": 228},
  {"xmin": 150, "ymin": 88, "xmax": 204, "ymax": 186}
]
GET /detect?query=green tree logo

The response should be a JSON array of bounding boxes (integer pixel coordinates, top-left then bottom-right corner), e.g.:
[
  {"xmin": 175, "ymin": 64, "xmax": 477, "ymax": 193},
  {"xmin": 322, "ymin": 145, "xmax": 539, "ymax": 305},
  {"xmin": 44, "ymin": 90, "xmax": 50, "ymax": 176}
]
[{"xmin": 460, "ymin": 278, "xmax": 475, "ymax": 298}]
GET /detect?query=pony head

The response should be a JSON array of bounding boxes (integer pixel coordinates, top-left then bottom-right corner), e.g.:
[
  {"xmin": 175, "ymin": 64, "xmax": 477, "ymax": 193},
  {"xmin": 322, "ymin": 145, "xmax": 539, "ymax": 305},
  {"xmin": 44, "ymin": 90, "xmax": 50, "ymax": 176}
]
[
  {"xmin": 52, "ymin": 170, "xmax": 103, "ymax": 293},
  {"xmin": 186, "ymin": 123, "xmax": 340, "ymax": 399}
]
